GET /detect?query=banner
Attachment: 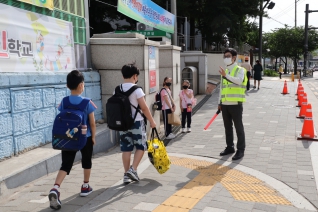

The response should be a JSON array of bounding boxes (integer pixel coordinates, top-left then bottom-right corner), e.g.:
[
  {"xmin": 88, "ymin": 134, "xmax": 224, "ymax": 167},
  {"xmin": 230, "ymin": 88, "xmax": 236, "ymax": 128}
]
[
  {"xmin": 149, "ymin": 46, "xmax": 156, "ymax": 93},
  {"xmin": 17, "ymin": 0, "xmax": 54, "ymax": 10},
  {"xmin": 0, "ymin": 3, "xmax": 75, "ymax": 72},
  {"xmin": 118, "ymin": 0, "xmax": 175, "ymax": 34}
]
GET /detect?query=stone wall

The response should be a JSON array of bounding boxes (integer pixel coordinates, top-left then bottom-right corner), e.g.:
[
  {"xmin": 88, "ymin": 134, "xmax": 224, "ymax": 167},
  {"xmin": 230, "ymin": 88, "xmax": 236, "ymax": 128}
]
[{"xmin": 0, "ymin": 71, "xmax": 102, "ymax": 160}]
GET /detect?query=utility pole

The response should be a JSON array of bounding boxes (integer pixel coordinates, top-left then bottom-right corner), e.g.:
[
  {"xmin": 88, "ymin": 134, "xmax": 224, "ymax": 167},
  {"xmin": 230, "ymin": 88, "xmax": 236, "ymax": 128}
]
[
  {"xmin": 185, "ymin": 17, "xmax": 187, "ymax": 51},
  {"xmin": 295, "ymin": 0, "xmax": 297, "ymax": 28},
  {"xmin": 259, "ymin": 0, "xmax": 263, "ymax": 62},
  {"xmin": 259, "ymin": 1, "xmax": 275, "ymax": 70},
  {"xmin": 304, "ymin": 4, "xmax": 318, "ymax": 77},
  {"xmin": 171, "ymin": 0, "xmax": 177, "ymax": 46},
  {"xmin": 304, "ymin": 4, "xmax": 309, "ymax": 77}
]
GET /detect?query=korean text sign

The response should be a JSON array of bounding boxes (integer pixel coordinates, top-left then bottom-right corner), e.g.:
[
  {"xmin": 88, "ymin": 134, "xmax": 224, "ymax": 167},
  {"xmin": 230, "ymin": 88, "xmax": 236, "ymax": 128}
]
[
  {"xmin": 0, "ymin": 3, "xmax": 75, "ymax": 72},
  {"xmin": 118, "ymin": 0, "xmax": 175, "ymax": 34}
]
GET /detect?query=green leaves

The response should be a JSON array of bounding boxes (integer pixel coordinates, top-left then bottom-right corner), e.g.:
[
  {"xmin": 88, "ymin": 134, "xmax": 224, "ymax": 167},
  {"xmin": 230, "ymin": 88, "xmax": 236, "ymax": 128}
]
[{"xmin": 265, "ymin": 26, "xmax": 318, "ymax": 60}]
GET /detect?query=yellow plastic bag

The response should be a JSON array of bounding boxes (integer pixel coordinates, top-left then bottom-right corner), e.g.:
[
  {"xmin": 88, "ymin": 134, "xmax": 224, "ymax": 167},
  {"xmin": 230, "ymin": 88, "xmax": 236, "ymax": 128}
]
[{"xmin": 147, "ymin": 128, "xmax": 171, "ymax": 174}]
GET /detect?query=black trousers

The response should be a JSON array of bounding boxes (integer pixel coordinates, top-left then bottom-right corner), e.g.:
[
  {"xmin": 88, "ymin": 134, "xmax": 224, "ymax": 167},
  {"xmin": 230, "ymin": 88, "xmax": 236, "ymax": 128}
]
[
  {"xmin": 221, "ymin": 105, "xmax": 245, "ymax": 151},
  {"xmin": 246, "ymin": 72, "xmax": 251, "ymax": 90},
  {"xmin": 162, "ymin": 109, "xmax": 172, "ymax": 136},
  {"xmin": 60, "ymin": 136, "xmax": 93, "ymax": 175},
  {"xmin": 181, "ymin": 108, "xmax": 192, "ymax": 128},
  {"xmin": 279, "ymin": 72, "xmax": 282, "ymax": 79}
]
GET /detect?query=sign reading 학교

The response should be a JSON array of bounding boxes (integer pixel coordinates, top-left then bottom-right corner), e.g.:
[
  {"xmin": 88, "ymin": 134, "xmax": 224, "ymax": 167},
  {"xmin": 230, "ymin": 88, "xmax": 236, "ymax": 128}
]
[
  {"xmin": 0, "ymin": 3, "xmax": 75, "ymax": 72},
  {"xmin": 117, "ymin": 0, "xmax": 175, "ymax": 34}
]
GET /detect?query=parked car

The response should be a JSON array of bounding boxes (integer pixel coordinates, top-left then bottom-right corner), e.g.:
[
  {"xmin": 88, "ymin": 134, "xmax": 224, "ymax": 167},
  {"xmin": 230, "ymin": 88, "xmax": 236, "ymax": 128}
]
[{"xmin": 312, "ymin": 66, "xmax": 318, "ymax": 72}]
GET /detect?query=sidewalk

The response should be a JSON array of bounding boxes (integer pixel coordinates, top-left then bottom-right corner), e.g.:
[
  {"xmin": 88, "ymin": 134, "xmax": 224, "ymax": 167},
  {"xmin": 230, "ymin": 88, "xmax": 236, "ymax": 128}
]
[{"xmin": 1, "ymin": 78, "xmax": 318, "ymax": 212}]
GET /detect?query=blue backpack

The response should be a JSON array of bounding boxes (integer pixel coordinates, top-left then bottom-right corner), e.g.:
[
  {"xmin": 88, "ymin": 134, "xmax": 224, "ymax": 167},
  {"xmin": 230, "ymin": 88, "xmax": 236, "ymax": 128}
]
[{"xmin": 52, "ymin": 97, "xmax": 90, "ymax": 151}]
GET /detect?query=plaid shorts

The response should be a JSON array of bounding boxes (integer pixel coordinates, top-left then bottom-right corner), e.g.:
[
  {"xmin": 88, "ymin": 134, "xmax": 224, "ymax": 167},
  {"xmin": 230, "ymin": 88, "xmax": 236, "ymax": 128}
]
[{"xmin": 119, "ymin": 120, "xmax": 147, "ymax": 152}]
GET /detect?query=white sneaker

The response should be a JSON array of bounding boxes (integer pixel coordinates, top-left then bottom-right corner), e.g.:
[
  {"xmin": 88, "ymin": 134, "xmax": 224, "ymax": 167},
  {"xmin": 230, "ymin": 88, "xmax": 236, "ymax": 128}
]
[
  {"xmin": 181, "ymin": 128, "xmax": 186, "ymax": 133},
  {"xmin": 126, "ymin": 166, "xmax": 140, "ymax": 182},
  {"xmin": 123, "ymin": 173, "xmax": 131, "ymax": 184},
  {"xmin": 187, "ymin": 128, "xmax": 191, "ymax": 133},
  {"xmin": 166, "ymin": 133, "xmax": 176, "ymax": 139}
]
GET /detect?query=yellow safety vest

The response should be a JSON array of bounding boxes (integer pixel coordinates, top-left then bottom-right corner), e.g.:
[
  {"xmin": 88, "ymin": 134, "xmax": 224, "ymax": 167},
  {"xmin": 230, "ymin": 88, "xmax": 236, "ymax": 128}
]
[{"xmin": 221, "ymin": 65, "xmax": 247, "ymax": 103}]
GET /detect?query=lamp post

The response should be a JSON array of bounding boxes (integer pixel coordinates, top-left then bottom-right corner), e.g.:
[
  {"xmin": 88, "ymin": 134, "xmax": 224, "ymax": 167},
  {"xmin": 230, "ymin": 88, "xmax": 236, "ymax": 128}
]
[
  {"xmin": 303, "ymin": 4, "xmax": 318, "ymax": 77},
  {"xmin": 259, "ymin": 0, "xmax": 275, "ymax": 64}
]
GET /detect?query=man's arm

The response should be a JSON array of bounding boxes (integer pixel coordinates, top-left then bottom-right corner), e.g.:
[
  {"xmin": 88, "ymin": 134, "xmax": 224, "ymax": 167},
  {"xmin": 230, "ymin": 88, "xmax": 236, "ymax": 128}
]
[{"xmin": 224, "ymin": 68, "xmax": 245, "ymax": 85}]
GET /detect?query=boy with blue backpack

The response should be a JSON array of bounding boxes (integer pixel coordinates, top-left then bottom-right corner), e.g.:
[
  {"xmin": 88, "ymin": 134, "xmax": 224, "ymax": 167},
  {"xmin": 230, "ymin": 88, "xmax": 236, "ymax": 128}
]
[{"xmin": 49, "ymin": 70, "xmax": 97, "ymax": 210}]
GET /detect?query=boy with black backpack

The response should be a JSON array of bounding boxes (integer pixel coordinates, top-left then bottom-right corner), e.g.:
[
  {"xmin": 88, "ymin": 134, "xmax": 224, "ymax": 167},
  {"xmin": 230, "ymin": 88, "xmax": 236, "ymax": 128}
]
[
  {"xmin": 48, "ymin": 70, "xmax": 97, "ymax": 210},
  {"xmin": 107, "ymin": 64, "xmax": 156, "ymax": 184}
]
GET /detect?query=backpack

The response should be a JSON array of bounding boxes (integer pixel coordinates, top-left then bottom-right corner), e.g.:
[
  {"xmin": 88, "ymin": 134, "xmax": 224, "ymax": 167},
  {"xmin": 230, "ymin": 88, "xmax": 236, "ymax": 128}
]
[
  {"xmin": 106, "ymin": 85, "xmax": 142, "ymax": 131},
  {"xmin": 154, "ymin": 88, "xmax": 166, "ymax": 111},
  {"xmin": 52, "ymin": 97, "xmax": 90, "ymax": 151}
]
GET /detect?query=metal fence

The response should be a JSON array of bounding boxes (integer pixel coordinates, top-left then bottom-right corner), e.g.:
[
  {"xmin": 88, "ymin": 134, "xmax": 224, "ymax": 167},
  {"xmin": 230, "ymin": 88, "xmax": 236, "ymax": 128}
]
[{"xmin": 177, "ymin": 35, "xmax": 251, "ymax": 55}]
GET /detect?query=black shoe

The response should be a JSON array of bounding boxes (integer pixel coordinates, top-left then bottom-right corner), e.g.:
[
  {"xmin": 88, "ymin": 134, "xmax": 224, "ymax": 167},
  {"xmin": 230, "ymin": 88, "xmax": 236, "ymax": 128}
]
[
  {"xmin": 232, "ymin": 150, "xmax": 244, "ymax": 160},
  {"xmin": 220, "ymin": 147, "xmax": 235, "ymax": 156}
]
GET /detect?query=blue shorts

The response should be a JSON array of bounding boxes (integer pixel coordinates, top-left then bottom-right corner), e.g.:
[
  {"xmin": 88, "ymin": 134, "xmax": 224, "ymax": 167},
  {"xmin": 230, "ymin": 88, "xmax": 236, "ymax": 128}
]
[{"xmin": 119, "ymin": 121, "xmax": 147, "ymax": 152}]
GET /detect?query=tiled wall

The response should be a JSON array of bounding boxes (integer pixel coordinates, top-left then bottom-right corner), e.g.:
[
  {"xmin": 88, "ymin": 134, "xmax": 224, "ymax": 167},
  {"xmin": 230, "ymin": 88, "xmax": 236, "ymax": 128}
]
[{"xmin": 0, "ymin": 71, "xmax": 102, "ymax": 160}]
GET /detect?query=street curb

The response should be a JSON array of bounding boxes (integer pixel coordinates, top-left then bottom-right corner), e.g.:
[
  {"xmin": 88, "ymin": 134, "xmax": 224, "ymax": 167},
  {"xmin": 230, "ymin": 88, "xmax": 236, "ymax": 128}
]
[
  {"xmin": 0, "ymin": 125, "xmax": 118, "ymax": 198},
  {"xmin": 171, "ymin": 153, "xmax": 317, "ymax": 211},
  {"xmin": 74, "ymin": 153, "xmax": 316, "ymax": 212}
]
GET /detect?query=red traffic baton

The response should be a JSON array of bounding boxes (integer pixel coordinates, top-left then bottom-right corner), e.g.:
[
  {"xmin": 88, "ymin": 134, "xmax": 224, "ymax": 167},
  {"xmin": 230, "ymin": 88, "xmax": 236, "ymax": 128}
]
[{"xmin": 204, "ymin": 109, "xmax": 221, "ymax": 130}]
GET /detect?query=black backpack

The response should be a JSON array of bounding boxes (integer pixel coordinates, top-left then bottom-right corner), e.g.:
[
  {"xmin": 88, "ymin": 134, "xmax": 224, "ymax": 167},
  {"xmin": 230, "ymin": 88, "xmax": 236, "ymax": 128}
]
[
  {"xmin": 154, "ymin": 88, "xmax": 166, "ymax": 111},
  {"xmin": 106, "ymin": 85, "xmax": 142, "ymax": 131}
]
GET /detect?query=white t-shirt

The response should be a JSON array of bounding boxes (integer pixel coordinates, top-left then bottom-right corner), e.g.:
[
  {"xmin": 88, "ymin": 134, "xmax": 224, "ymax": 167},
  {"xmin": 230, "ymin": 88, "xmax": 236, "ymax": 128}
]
[
  {"xmin": 116, "ymin": 83, "xmax": 145, "ymax": 121},
  {"xmin": 179, "ymin": 89, "xmax": 193, "ymax": 108},
  {"xmin": 161, "ymin": 88, "xmax": 172, "ymax": 110}
]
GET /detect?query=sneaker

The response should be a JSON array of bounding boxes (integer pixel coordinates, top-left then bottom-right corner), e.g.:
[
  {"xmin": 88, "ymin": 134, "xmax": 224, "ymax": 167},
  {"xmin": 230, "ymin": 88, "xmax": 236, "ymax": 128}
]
[
  {"xmin": 123, "ymin": 173, "xmax": 131, "ymax": 184},
  {"xmin": 187, "ymin": 128, "xmax": 191, "ymax": 133},
  {"xmin": 126, "ymin": 166, "xmax": 140, "ymax": 181},
  {"xmin": 80, "ymin": 184, "xmax": 93, "ymax": 197},
  {"xmin": 166, "ymin": 133, "xmax": 176, "ymax": 139},
  {"xmin": 253, "ymin": 86, "xmax": 256, "ymax": 89},
  {"xmin": 181, "ymin": 128, "xmax": 186, "ymax": 133},
  {"xmin": 49, "ymin": 188, "xmax": 61, "ymax": 210}
]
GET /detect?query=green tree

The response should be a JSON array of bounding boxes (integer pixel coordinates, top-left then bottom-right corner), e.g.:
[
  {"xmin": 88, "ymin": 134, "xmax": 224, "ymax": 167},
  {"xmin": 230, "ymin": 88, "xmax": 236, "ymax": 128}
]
[
  {"xmin": 197, "ymin": 0, "xmax": 261, "ymax": 47},
  {"xmin": 264, "ymin": 27, "xmax": 318, "ymax": 74}
]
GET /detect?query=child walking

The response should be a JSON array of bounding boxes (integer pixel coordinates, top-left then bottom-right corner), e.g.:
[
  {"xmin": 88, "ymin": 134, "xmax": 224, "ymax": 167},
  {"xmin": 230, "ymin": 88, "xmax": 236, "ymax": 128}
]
[
  {"xmin": 179, "ymin": 80, "xmax": 193, "ymax": 133},
  {"xmin": 161, "ymin": 77, "xmax": 176, "ymax": 139},
  {"xmin": 48, "ymin": 70, "xmax": 97, "ymax": 210},
  {"xmin": 117, "ymin": 64, "xmax": 156, "ymax": 184}
]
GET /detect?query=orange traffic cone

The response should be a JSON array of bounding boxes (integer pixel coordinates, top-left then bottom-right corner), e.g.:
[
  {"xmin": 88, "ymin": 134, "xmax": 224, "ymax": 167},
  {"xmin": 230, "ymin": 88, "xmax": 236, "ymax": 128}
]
[
  {"xmin": 297, "ymin": 87, "xmax": 304, "ymax": 101},
  {"xmin": 298, "ymin": 104, "xmax": 318, "ymax": 140},
  {"xmin": 297, "ymin": 92, "xmax": 307, "ymax": 107},
  {"xmin": 297, "ymin": 101, "xmax": 308, "ymax": 119},
  {"xmin": 296, "ymin": 82, "xmax": 302, "ymax": 95},
  {"xmin": 281, "ymin": 80, "xmax": 289, "ymax": 94}
]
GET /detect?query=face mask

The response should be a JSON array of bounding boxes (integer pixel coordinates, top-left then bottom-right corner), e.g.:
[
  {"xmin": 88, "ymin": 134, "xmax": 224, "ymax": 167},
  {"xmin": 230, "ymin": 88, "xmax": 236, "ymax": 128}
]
[
  {"xmin": 182, "ymin": 85, "xmax": 188, "ymax": 89},
  {"xmin": 224, "ymin": 58, "xmax": 232, "ymax": 66},
  {"xmin": 135, "ymin": 80, "xmax": 138, "ymax": 84},
  {"xmin": 165, "ymin": 82, "xmax": 172, "ymax": 87}
]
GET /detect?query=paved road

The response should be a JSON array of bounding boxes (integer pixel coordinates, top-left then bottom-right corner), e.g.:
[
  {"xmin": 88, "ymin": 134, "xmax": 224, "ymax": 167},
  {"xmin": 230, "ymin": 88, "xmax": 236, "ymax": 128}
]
[{"xmin": 1, "ymin": 77, "xmax": 318, "ymax": 212}]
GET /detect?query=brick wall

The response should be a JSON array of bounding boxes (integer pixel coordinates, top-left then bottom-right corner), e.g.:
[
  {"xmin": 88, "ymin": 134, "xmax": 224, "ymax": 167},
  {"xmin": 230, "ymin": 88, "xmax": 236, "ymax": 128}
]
[{"xmin": 0, "ymin": 71, "xmax": 102, "ymax": 160}]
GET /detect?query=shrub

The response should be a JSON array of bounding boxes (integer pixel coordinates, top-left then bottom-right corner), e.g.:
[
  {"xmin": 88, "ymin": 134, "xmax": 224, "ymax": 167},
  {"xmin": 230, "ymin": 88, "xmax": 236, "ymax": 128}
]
[{"xmin": 264, "ymin": 69, "xmax": 279, "ymax": 77}]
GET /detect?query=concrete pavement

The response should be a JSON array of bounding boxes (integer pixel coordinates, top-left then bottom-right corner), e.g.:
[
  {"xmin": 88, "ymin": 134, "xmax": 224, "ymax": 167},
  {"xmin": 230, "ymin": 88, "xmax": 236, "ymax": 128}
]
[{"xmin": 1, "ymin": 77, "xmax": 318, "ymax": 212}]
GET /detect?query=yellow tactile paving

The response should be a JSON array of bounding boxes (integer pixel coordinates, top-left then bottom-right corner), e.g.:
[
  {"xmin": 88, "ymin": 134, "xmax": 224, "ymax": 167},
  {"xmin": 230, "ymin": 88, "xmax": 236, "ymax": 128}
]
[
  {"xmin": 154, "ymin": 205, "xmax": 189, "ymax": 212},
  {"xmin": 153, "ymin": 157, "xmax": 292, "ymax": 212}
]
